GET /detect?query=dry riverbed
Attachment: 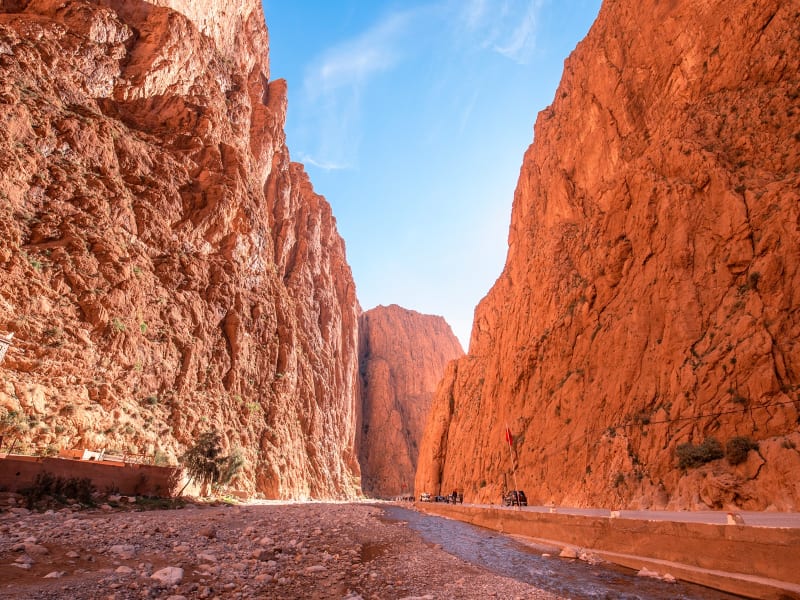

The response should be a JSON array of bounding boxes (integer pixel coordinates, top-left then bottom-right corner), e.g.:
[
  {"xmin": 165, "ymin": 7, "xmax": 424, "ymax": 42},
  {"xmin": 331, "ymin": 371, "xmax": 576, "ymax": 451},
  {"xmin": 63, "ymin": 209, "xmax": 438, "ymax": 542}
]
[{"xmin": 0, "ymin": 500, "xmax": 563, "ymax": 599}]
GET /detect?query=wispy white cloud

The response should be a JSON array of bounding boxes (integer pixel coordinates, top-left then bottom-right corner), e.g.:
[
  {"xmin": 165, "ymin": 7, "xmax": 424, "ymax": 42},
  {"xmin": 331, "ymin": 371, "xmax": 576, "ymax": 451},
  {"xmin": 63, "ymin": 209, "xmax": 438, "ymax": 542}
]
[
  {"xmin": 304, "ymin": 11, "xmax": 412, "ymax": 98},
  {"xmin": 293, "ymin": 1, "xmax": 545, "ymax": 171},
  {"xmin": 461, "ymin": 0, "xmax": 489, "ymax": 30},
  {"xmin": 297, "ymin": 152, "xmax": 350, "ymax": 172},
  {"xmin": 492, "ymin": 0, "xmax": 543, "ymax": 63},
  {"xmin": 453, "ymin": 0, "xmax": 545, "ymax": 64},
  {"xmin": 297, "ymin": 9, "xmax": 422, "ymax": 170}
]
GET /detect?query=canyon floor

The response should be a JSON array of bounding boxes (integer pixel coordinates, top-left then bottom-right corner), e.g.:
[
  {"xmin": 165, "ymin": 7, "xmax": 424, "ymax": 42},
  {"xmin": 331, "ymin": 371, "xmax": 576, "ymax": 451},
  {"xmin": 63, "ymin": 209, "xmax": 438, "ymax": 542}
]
[{"xmin": 0, "ymin": 500, "xmax": 562, "ymax": 600}]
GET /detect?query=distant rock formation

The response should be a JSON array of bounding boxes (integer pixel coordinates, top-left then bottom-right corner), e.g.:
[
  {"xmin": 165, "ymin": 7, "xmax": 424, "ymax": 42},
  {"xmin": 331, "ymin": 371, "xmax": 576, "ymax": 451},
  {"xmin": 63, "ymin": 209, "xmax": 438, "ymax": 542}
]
[
  {"xmin": 0, "ymin": 0, "xmax": 361, "ymax": 498},
  {"xmin": 359, "ymin": 305, "xmax": 463, "ymax": 498},
  {"xmin": 416, "ymin": 0, "xmax": 800, "ymax": 510}
]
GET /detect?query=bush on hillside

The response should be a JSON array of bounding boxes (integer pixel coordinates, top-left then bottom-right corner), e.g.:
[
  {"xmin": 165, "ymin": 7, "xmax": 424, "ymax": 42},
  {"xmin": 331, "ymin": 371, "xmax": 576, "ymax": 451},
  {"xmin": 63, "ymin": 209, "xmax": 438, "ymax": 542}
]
[
  {"xmin": 725, "ymin": 436, "xmax": 759, "ymax": 465},
  {"xmin": 676, "ymin": 438, "xmax": 724, "ymax": 469}
]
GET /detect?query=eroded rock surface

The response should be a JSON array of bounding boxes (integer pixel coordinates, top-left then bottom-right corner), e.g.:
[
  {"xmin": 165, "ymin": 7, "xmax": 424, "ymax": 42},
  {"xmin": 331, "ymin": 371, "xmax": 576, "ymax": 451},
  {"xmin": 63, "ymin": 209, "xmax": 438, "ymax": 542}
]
[
  {"xmin": 358, "ymin": 305, "xmax": 463, "ymax": 498},
  {"xmin": 416, "ymin": 0, "xmax": 800, "ymax": 510},
  {"xmin": 0, "ymin": 1, "xmax": 361, "ymax": 498}
]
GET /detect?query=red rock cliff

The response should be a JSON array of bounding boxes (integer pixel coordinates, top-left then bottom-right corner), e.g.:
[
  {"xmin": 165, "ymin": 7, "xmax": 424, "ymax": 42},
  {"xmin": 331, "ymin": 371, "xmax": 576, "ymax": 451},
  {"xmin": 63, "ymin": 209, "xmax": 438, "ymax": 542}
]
[
  {"xmin": 0, "ymin": 0, "xmax": 361, "ymax": 498},
  {"xmin": 358, "ymin": 305, "xmax": 463, "ymax": 498},
  {"xmin": 416, "ymin": 0, "xmax": 800, "ymax": 510}
]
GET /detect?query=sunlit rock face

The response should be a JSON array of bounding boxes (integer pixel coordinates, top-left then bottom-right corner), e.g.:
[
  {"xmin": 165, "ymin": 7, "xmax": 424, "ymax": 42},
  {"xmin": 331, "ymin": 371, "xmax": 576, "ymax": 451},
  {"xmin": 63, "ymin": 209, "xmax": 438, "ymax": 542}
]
[
  {"xmin": 416, "ymin": 0, "xmax": 800, "ymax": 510},
  {"xmin": 0, "ymin": 0, "xmax": 362, "ymax": 499},
  {"xmin": 358, "ymin": 305, "xmax": 463, "ymax": 498}
]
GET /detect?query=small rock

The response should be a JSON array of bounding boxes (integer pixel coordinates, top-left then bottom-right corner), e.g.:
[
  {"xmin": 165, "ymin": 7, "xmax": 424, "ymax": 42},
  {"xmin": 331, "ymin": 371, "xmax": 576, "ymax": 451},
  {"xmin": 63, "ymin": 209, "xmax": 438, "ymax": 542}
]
[
  {"xmin": 66, "ymin": 551, "xmax": 80, "ymax": 559},
  {"xmin": 44, "ymin": 571, "xmax": 65, "ymax": 578},
  {"xmin": 579, "ymin": 550, "xmax": 601, "ymax": 565},
  {"xmin": 109, "ymin": 545, "xmax": 136, "ymax": 559},
  {"xmin": 24, "ymin": 543, "xmax": 49, "ymax": 556},
  {"xmin": 305, "ymin": 565, "xmax": 326, "ymax": 573},
  {"xmin": 559, "ymin": 547, "xmax": 578, "ymax": 559},
  {"xmin": 115, "ymin": 566, "xmax": 134, "ymax": 574},
  {"xmin": 108, "ymin": 495, "xmax": 122, "ymax": 503},
  {"xmin": 197, "ymin": 553, "xmax": 217, "ymax": 563},
  {"xmin": 198, "ymin": 526, "xmax": 216, "ymax": 539},
  {"xmin": 637, "ymin": 567, "xmax": 661, "ymax": 579},
  {"xmin": 150, "ymin": 566, "xmax": 184, "ymax": 586}
]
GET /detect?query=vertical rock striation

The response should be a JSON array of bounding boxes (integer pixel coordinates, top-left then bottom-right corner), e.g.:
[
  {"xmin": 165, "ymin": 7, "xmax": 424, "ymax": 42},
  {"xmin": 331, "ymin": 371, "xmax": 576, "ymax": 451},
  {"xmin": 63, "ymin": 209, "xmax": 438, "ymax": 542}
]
[
  {"xmin": 0, "ymin": 0, "xmax": 361, "ymax": 498},
  {"xmin": 359, "ymin": 305, "xmax": 463, "ymax": 498},
  {"xmin": 416, "ymin": 0, "xmax": 800, "ymax": 510}
]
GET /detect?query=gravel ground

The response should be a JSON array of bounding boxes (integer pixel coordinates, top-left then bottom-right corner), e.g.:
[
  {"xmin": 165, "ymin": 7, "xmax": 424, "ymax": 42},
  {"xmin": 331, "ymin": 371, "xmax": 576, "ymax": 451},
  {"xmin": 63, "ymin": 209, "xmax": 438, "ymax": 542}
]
[{"xmin": 0, "ymin": 500, "xmax": 564, "ymax": 599}]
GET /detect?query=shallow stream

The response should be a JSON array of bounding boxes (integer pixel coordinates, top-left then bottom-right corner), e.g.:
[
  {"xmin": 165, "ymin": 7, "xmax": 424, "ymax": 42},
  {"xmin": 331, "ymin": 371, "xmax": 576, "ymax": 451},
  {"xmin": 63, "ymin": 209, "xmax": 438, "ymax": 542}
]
[{"xmin": 382, "ymin": 505, "xmax": 743, "ymax": 599}]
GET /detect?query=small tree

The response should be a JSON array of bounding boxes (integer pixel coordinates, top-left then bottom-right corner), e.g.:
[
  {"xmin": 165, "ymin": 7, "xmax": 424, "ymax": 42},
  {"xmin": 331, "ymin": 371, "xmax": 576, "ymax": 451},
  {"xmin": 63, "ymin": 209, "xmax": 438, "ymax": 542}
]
[{"xmin": 179, "ymin": 430, "xmax": 244, "ymax": 495}]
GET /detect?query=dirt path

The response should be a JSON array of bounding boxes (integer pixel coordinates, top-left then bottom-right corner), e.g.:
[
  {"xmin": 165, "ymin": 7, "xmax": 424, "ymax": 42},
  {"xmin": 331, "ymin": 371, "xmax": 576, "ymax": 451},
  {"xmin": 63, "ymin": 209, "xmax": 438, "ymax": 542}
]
[{"xmin": 1, "ymin": 501, "xmax": 563, "ymax": 599}]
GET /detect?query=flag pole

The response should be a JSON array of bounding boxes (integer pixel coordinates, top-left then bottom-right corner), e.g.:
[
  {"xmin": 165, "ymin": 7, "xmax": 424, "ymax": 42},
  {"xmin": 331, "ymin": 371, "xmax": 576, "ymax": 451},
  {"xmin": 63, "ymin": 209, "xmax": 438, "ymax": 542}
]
[{"xmin": 505, "ymin": 423, "xmax": 521, "ymax": 509}]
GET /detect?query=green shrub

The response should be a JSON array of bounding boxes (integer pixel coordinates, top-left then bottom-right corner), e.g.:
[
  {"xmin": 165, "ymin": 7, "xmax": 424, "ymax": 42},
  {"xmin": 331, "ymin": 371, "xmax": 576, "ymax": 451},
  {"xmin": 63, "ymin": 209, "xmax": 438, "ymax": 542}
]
[
  {"xmin": 676, "ymin": 438, "xmax": 723, "ymax": 469},
  {"xmin": 19, "ymin": 472, "xmax": 96, "ymax": 509},
  {"xmin": 726, "ymin": 436, "xmax": 758, "ymax": 465},
  {"xmin": 135, "ymin": 497, "xmax": 184, "ymax": 511}
]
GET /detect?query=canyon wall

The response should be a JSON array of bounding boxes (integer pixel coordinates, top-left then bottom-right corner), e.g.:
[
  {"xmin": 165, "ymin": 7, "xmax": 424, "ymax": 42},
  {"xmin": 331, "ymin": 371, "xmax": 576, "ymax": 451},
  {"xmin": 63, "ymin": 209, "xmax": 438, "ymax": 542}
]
[
  {"xmin": 358, "ymin": 305, "xmax": 463, "ymax": 498},
  {"xmin": 416, "ymin": 0, "xmax": 800, "ymax": 510},
  {"xmin": 0, "ymin": 0, "xmax": 362, "ymax": 498}
]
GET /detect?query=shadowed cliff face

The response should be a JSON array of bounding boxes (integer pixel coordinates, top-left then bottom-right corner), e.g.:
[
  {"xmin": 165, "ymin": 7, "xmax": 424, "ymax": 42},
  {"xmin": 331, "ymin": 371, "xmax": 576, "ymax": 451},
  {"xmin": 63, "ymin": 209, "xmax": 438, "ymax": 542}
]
[
  {"xmin": 0, "ymin": 0, "xmax": 361, "ymax": 498},
  {"xmin": 416, "ymin": 0, "xmax": 800, "ymax": 510},
  {"xmin": 358, "ymin": 305, "xmax": 463, "ymax": 498}
]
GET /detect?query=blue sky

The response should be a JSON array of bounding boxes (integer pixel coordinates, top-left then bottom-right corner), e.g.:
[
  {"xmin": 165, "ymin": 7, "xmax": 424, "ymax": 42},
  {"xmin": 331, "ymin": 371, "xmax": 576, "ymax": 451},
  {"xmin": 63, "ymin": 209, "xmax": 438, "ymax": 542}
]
[{"xmin": 262, "ymin": 1, "xmax": 602, "ymax": 349}]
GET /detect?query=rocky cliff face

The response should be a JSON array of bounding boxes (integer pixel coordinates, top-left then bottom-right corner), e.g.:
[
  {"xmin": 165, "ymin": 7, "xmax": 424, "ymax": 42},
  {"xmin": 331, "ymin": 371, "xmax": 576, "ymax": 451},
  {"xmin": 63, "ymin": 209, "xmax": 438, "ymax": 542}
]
[
  {"xmin": 358, "ymin": 305, "xmax": 463, "ymax": 498},
  {"xmin": 0, "ymin": 0, "xmax": 362, "ymax": 498},
  {"xmin": 416, "ymin": 0, "xmax": 800, "ymax": 510}
]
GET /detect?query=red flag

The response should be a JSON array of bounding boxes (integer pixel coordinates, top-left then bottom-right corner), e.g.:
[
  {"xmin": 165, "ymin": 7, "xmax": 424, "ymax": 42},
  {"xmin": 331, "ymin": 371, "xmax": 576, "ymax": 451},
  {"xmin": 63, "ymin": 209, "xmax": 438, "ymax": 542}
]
[{"xmin": 504, "ymin": 426, "xmax": 513, "ymax": 446}]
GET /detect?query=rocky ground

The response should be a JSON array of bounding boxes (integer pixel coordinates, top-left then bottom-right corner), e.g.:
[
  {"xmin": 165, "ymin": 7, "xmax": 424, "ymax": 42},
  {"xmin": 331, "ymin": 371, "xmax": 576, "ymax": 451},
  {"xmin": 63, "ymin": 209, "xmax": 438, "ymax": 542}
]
[{"xmin": 0, "ymin": 500, "xmax": 562, "ymax": 600}]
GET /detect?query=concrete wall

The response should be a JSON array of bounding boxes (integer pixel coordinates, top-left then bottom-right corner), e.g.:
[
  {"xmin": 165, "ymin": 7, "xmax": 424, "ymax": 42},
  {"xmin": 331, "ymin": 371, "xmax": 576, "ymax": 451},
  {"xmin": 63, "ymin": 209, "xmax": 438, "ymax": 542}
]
[
  {"xmin": 418, "ymin": 503, "xmax": 800, "ymax": 600},
  {"xmin": 0, "ymin": 455, "xmax": 182, "ymax": 497}
]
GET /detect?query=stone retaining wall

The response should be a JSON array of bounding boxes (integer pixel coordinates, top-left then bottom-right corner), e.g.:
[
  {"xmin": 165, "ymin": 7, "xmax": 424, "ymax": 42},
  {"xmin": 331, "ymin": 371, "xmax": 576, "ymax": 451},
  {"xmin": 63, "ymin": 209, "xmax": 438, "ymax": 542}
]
[
  {"xmin": 0, "ymin": 455, "xmax": 182, "ymax": 497},
  {"xmin": 417, "ymin": 503, "xmax": 800, "ymax": 600}
]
